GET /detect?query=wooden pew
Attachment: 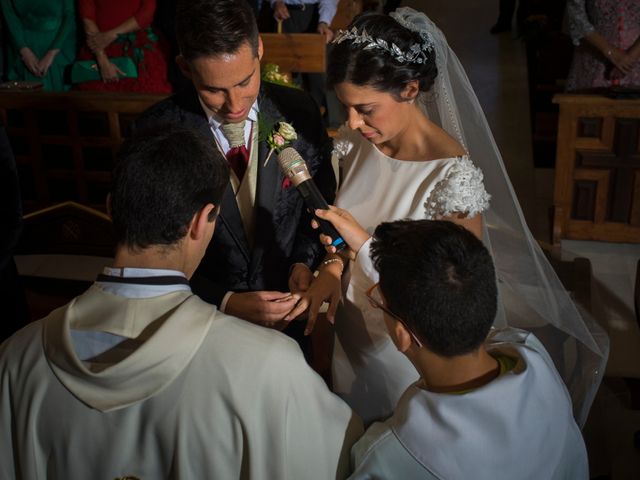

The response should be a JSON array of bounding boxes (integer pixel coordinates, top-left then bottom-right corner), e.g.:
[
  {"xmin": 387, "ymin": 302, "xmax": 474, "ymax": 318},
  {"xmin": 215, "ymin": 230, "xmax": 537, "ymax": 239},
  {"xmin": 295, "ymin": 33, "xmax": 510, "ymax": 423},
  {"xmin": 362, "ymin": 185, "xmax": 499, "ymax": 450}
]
[
  {"xmin": 260, "ymin": 0, "xmax": 364, "ymax": 76},
  {"xmin": 551, "ymin": 94, "xmax": 640, "ymax": 245},
  {"xmin": 0, "ymin": 91, "xmax": 167, "ymax": 214},
  {"xmin": 260, "ymin": 33, "xmax": 326, "ymax": 75},
  {"xmin": 0, "ymin": 86, "xmax": 338, "ymax": 216}
]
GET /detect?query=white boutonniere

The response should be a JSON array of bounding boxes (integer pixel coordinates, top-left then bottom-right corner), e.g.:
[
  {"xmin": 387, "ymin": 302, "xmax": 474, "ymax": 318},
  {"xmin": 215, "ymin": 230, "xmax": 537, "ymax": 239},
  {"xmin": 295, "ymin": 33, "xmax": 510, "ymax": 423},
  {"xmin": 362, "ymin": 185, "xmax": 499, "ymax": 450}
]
[{"xmin": 264, "ymin": 121, "xmax": 297, "ymax": 167}]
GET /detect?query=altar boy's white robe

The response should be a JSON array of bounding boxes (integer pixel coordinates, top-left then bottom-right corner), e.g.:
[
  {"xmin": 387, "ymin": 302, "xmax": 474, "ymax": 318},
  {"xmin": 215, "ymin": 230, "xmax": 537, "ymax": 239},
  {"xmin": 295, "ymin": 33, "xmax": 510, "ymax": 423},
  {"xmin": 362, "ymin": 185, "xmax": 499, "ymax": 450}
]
[
  {"xmin": 349, "ymin": 328, "xmax": 588, "ymax": 480},
  {"xmin": 0, "ymin": 279, "xmax": 362, "ymax": 480}
]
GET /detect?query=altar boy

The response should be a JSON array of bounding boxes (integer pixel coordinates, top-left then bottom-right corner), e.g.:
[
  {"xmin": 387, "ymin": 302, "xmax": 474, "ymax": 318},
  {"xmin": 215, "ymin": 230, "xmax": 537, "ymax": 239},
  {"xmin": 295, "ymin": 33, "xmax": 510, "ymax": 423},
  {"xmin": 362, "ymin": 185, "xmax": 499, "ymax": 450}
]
[
  {"xmin": 315, "ymin": 210, "xmax": 589, "ymax": 479},
  {"xmin": 0, "ymin": 127, "xmax": 361, "ymax": 480}
]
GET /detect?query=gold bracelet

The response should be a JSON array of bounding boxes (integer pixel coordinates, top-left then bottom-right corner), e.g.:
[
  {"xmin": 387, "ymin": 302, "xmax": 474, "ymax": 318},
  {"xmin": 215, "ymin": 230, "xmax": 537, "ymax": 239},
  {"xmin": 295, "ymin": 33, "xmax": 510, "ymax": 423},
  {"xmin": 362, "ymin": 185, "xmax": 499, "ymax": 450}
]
[{"xmin": 321, "ymin": 257, "xmax": 344, "ymax": 272}]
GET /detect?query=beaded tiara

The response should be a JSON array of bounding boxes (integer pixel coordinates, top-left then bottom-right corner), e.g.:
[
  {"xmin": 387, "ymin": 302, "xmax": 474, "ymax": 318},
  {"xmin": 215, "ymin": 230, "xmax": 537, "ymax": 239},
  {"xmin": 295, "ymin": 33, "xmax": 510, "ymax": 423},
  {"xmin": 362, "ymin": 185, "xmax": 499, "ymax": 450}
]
[{"xmin": 332, "ymin": 15, "xmax": 435, "ymax": 65}]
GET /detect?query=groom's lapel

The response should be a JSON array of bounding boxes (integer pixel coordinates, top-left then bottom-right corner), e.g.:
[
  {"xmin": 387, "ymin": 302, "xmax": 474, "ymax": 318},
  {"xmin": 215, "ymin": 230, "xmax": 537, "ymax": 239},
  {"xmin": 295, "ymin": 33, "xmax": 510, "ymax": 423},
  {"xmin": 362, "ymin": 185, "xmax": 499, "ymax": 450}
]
[
  {"xmin": 219, "ymin": 185, "xmax": 251, "ymax": 263},
  {"xmin": 252, "ymin": 88, "xmax": 283, "ymax": 269},
  {"xmin": 256, "ymin": 93, "xmax": 281, "ymax": 218}
]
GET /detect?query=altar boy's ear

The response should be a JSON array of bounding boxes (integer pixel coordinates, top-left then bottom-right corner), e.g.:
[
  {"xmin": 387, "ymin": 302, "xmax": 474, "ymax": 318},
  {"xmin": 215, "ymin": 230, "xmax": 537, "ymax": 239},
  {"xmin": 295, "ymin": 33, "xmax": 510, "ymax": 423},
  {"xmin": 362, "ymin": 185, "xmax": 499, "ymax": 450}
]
[
  {"xmin": 393, "ymin": 321, "xmax": 414, "ymax": 354},
  {"xmin": 400, "ymin": 80, "xmax": 420, "ymax": 102},
  {"xmin": 189, "ymin": 203, "xmax": 217, "ymax": 241}
]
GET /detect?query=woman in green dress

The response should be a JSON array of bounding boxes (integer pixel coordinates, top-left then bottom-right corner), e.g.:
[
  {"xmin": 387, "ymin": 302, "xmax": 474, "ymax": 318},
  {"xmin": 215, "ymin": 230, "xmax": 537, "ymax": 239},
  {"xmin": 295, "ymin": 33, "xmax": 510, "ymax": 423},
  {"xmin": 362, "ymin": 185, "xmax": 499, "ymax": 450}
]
[{"xmin": 1, "ymin": 0, "xmax": 75, "ymax": 91}]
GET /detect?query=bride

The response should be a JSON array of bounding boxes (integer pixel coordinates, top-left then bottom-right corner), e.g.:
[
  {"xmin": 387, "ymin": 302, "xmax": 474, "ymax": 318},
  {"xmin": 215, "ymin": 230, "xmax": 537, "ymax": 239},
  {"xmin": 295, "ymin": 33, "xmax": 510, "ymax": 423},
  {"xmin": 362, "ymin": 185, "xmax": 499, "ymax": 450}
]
[{"xmin": 305, "ymin": 7, "xmax": 608, "ymax": 427}]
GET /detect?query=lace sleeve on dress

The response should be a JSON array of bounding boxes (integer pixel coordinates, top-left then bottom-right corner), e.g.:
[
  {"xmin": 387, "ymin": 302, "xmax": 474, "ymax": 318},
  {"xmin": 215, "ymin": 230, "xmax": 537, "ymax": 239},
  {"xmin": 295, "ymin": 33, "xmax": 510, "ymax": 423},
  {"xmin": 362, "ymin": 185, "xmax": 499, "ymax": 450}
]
[
  {"xmin": 565, "ymin": 0, "xmax": 595, "ymax": 46},
  {"xmin": 332, "ymin": 125, "xmax": 354, "ymax": 160},
  {"xmin": 424, "ymin": 157, "xmax": 491, "ymax": 219},
  {"xmin": 332, "ymin": 126, "xmax": 355, "ymax": 187}
]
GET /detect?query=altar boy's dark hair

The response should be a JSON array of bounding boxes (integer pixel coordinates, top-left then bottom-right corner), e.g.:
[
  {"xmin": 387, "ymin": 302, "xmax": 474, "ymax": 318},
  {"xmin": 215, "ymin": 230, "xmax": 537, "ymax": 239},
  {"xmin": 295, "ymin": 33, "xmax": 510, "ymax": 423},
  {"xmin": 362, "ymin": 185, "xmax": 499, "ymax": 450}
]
[
  {"xmin": 370, "ymin": 220, "xmax": 497, "ymax": 357},
  {"xmin": 327, "ymin": 12, "xmax": 438, "ymax": 100},
  {"xmin": 110, "ymin": 126, "xmax": 228, "ymax": 250}
]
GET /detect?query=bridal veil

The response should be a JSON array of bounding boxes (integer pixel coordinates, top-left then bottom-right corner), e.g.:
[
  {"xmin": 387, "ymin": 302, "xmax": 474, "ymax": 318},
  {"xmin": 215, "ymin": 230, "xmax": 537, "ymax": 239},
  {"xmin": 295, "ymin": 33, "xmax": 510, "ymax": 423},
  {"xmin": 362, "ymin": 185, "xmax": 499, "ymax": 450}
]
[{"xmin": 390, "ymin": 7, "xmax": 608, "ymax": 426}]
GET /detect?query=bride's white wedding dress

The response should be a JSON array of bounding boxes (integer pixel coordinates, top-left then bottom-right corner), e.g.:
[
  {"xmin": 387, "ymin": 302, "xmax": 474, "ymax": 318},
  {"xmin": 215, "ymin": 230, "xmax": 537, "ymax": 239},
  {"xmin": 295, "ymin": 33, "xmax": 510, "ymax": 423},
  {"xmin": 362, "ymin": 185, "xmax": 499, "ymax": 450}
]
[
  {"xmin": 333, "ymin": 127, "xmax": 490, "ymax": 424},
  {"xmin": 329, "ymin": 7, "xmax": 607, "ymax": 428}
]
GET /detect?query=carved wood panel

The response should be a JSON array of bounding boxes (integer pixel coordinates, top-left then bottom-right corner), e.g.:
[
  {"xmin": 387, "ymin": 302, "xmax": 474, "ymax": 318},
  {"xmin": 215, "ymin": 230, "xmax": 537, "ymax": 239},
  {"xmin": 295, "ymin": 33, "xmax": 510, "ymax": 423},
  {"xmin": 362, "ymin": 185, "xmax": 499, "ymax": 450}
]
[
  {"xmin": 0, "ymin": 92, "xmax": 166, "ymax": 214},
  {"xmin": 552, "ymin": 94, "xmax": 640, "ymax": 244}
]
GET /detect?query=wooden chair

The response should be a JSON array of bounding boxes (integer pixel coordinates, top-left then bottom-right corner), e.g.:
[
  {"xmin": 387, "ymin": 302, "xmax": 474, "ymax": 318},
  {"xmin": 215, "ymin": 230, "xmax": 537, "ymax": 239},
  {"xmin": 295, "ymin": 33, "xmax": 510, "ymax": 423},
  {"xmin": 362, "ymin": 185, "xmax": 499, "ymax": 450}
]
[
  {"xmin": 551, "ymin": 94, "xmax": 640, "ymax": 246},
  {"xmin": 260, "ymin": 33, "xmax": 326, "ymax": 75},
  {"xmin": 14, "ymin": 201, "xmax": 115, "ymax": 320}
]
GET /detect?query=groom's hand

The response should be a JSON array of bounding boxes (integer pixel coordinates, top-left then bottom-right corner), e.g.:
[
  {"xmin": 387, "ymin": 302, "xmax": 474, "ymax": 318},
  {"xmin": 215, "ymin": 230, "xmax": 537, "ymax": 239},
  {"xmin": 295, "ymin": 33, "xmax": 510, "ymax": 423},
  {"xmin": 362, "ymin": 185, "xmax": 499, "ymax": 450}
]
[{"xmin": 226, "ymin": 291, "xmax": 300, "ymax": 329}]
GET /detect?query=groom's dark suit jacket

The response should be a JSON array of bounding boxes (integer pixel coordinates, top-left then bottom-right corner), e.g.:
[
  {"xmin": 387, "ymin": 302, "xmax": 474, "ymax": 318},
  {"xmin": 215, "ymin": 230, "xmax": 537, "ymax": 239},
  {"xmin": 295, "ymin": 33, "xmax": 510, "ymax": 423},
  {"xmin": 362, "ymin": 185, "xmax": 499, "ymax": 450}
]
[{"xmin": 135, "ymin": 82, "xmax": 335, "ymax": 306}]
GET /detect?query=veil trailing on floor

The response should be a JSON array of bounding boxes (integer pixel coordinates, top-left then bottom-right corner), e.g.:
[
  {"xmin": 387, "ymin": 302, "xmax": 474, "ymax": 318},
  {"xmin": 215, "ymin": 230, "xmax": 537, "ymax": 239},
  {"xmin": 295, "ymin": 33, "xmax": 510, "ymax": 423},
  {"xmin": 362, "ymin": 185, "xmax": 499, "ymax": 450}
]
[{"xmin": 390, "ymin": 7, "xmax": 608, "ymax": 426}]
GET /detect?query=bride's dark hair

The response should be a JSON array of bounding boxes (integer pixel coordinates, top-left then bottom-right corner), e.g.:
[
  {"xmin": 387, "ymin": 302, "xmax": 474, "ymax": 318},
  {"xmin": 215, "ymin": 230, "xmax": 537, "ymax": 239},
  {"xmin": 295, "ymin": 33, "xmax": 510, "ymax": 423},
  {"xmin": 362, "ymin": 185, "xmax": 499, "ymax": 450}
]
[{"xmin": 327, "ymin": 12, "xmax": 438, "ymax": 99}]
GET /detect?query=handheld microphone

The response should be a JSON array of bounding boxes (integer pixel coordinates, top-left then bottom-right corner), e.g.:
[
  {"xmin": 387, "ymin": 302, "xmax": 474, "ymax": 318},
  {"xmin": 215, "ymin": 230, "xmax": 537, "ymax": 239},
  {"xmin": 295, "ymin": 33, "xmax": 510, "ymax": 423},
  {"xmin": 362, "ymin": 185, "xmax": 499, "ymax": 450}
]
[{"xmin": 277, "ymin": 147, "xmax": 345, "ymax": 251}]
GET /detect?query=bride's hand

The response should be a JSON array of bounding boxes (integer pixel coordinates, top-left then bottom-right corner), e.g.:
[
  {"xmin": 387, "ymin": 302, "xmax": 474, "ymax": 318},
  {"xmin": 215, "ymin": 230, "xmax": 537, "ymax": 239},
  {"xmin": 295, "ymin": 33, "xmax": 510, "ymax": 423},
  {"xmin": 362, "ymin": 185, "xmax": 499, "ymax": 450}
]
[
  {"xmin": 313, "ymin": 206, "xmax": 370, "ymax": 257},
  {"xmin": 284, "ymin": 258, "xmax": 343, "ymax": 334}
]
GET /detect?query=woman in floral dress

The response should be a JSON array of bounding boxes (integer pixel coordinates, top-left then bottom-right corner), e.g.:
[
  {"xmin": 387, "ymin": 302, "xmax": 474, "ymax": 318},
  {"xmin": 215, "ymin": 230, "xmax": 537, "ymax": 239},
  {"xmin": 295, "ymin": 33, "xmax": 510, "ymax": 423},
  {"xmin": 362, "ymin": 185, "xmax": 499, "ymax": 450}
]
[{"xmin": 566, "ymin": 0, "xmax": 640, "ymax": 91}]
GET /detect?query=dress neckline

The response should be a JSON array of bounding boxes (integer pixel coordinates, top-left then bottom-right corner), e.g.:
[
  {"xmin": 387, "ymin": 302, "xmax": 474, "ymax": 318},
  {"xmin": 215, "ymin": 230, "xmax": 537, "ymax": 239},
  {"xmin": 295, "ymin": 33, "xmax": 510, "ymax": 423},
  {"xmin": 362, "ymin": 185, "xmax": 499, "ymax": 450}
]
[{"xmin": 363, "ymin": 133, "xmax": 468, "ymax": 164}]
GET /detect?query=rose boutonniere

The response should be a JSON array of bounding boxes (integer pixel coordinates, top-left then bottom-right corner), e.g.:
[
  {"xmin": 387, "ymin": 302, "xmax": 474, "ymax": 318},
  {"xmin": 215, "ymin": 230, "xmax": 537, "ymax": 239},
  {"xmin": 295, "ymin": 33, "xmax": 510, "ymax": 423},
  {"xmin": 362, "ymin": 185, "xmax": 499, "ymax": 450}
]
[{"xmin": 264, "ymin": 121, "xmax": 297, "ymax": 167}]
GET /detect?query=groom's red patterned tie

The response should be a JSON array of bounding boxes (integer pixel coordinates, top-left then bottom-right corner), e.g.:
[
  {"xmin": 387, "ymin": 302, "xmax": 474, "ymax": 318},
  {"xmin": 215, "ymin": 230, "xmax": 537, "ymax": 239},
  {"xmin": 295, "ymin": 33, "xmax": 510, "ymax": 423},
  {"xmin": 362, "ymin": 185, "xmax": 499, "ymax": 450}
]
[{"xmin": 221, "ymin": 120, "xmax": 249, "ymax": 182}]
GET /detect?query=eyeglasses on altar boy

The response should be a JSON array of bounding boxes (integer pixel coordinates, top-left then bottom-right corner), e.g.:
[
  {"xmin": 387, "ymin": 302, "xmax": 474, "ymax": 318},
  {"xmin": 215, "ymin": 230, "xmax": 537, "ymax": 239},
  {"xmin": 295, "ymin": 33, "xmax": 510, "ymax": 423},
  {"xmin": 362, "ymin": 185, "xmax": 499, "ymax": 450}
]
[{"xmin": 365, "ymin": 283, "xmax": 423, "ymax": 347}]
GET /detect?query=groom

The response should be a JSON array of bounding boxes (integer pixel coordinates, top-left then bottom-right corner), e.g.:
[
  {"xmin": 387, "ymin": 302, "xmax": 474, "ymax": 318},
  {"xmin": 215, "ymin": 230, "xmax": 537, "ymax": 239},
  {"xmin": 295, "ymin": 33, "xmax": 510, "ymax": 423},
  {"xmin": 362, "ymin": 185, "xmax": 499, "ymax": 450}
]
[{"xmin": 136, "ymin": 0, "xmax": 335, "ymax": 336}]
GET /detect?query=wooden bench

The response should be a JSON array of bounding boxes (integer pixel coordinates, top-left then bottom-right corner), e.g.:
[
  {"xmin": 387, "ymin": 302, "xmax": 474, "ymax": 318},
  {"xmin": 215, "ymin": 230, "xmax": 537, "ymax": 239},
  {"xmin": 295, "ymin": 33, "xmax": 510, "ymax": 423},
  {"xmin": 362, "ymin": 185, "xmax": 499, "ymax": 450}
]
[
  {"xmin": 0, "ymin": 91, "xmax": 167, "ymax": 213},
  {"xmin": 0, "ymin": 84, "xmax": 337, "ymax": 215},
  {"xmin": 552, "ymin": 94, "xmax": 640, "ymax": 245},
  {"xmin": 260, "ymin": 33, "xmax": 326, "ymax": 75}
]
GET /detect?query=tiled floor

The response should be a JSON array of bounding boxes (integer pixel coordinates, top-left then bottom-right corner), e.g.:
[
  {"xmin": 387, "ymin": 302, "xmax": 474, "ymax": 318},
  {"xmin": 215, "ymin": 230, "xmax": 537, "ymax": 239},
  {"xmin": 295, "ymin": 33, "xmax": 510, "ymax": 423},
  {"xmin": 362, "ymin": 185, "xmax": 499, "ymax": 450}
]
[{"xmin": 400, "ymin": 0, "xmax": 640, "ymax": 477}]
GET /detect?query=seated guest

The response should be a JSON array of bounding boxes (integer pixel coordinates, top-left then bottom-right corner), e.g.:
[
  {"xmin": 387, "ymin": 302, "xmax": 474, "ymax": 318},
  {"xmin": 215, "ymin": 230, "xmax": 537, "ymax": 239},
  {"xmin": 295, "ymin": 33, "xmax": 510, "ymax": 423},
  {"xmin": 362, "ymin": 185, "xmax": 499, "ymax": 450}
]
[
  {"xmin": 75, "ymin": 0, "xmax": 172, "ymax": 93},
  {"xmin": 565, "ymin": 0, "xmax": 640, "ymax": 91},
  {"xmin": 315, "ymin": 208, "xmax": 589, "ymax": 479},
  {"xmin": 1, "ymin": 0, "xmax": 75, "ymax": 91},
  {"xmin": 271, "ymin": 0, "xmax": 337, "ymax": 40},
  {"xmin": 0, "ymin": 127, "xmax": 362, "ymax": 479}
]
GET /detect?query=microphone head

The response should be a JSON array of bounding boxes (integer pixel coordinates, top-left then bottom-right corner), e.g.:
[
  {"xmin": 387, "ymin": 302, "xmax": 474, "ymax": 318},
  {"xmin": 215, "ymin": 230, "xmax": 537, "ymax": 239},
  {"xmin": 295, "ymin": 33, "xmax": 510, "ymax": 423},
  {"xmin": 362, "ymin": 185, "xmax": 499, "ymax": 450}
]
[{"xmin": 277, "ymin": 147, "xmax": 311, "ymax": 187}]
